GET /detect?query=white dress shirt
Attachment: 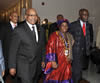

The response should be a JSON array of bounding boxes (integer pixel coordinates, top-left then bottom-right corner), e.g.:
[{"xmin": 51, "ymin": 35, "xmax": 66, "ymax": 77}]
[
  {"xmin": 26, "ymin": 21, "xmax": 38, "ymax": 42},
  {"xmin": 10, "ymin": 21, "xmax": 17, "ymax": 29},
  {"xmin": 80, "ymin": 20, "xmax": 86, "ymax": 28}
]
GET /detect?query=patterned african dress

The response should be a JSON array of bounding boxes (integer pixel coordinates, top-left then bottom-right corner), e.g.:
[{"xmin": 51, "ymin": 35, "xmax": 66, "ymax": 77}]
[{"xmin": 44, "ymin": 31, "xmax": 73, "ymax": 83}]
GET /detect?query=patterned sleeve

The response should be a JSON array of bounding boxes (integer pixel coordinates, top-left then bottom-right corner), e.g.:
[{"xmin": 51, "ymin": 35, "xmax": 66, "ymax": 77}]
[{"xmin": 44, "ymin": 33, "xmax": 57, "ymax": 74}]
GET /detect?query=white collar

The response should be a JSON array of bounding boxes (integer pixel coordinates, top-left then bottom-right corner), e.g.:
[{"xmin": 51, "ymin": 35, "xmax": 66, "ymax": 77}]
[
  {"xmin": 26, "ymin": 21, "xmax": 37, "ymax": 31},
  {"xmin": 26, "ymin": 21, "xmax": 38, "ymax": 42},
  {"xmin": 26, "ymin": 21, "xmax": 33, "ymax": 31},
  {"xmin": 80, "ymin": 20, "xmax": 86, "ymax": 28},
  {"xmin": 10, "ymin": 21, "xmax": 17, "ymax": 29}
]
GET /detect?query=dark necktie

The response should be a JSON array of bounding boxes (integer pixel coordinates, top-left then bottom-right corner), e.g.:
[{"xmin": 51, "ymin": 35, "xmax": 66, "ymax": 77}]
[
  {"xmin": 32, "ymin": 26, "xmax": 36, "ymax": 41},
  {"xmin": 82, "ymin": 23, "xmax": 86, "ymax": 36}
]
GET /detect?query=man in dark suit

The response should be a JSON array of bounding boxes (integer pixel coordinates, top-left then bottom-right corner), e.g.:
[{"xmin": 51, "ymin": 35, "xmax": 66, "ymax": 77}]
[
  {"xmin": 1, "ymin": 12, "xmax": 18, "ymax": 83},
  {"xmin": 2, "ymin": 12, "xmax": 18, "ymax": 71},
  {"xmin": 9, "ymin": 8, "xmax": 45, "ymax": 83},
  {"xmin": 69, "ymin": 8, "xmax": 91, "ymax": 83}
]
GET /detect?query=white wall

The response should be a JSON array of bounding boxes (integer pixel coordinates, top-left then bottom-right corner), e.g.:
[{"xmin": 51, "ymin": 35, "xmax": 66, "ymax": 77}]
[{"xmin": 32, "ymin": 0, "xmax": 100, "ymax": 41}]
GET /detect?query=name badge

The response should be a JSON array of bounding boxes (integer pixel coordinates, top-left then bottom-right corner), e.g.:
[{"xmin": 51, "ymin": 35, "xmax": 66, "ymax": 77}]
[{"xmin": 65, "ymin": 50, "xmax": 68, "ymax": 56}]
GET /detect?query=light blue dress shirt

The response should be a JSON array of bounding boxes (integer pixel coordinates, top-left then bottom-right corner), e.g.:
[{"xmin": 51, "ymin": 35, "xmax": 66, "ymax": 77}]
[{"xmin": 0, "ymin": 40, "xmax": 5, "ymax": 76}]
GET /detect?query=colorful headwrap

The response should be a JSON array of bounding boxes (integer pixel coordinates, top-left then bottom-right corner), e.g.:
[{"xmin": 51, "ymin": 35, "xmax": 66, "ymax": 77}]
[{"xmin": 57, "ymin": 19, "xmax": 70, "ymax": 28}]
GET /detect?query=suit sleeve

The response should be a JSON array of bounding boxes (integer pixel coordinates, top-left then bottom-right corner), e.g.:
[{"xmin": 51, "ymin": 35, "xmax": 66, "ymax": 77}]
[
  {"xmin": 41, "ymin": 28, "xmax": 46, "ymax": 62},
  {"xmin": 8, "ymin": 29, "xmax": 21, "ymax": 69},
  {"xmin": 89, "ymin": 24, "xmax": 93, "ymax": 46},
  {"xmin": 68, "ymin": 23, "xmax": 75, "ymax": 39}
]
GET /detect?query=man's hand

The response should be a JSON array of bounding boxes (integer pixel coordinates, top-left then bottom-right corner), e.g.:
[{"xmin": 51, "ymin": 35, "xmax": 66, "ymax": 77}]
[
  {"xmin": 2, "ymin": 71, "xmax": 5, "ymax": 77},
  {"xmin": 51, "ymin": 61, "xmax": 58, "ymax": 69},
  {"xmin": 41, "ymin": 62, "xmax": 45, "ymax": 68},
  {"xmin": 9, "ymin": 68, "xmax": 16, "ymax": 76}
]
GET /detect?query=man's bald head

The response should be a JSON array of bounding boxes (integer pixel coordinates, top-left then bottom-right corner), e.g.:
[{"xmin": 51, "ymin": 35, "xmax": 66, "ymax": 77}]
[
  {"xmin": 25, "ymin": 8, "xmax": 37, "ymax": 16},
  {"xmin": 25, "ymin": 8, "xmax": 38, "ymax": 25}
]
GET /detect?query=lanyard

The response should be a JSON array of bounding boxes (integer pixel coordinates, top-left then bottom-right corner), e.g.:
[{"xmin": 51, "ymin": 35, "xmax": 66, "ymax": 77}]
[{"xmin": 60, "ymin": 32, "xmax": 68, "ymax": 48}]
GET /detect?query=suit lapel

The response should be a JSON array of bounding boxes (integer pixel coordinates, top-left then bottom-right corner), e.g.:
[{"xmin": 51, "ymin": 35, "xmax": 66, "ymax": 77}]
[
  {"xmin": 78, "ymin": 20, "xmax": 84, "ymax": 33},
  {"xmin": 77, "ymin": 20, "xmax": 82, "ymax": 28},
  {"xmin": 8, "ymin": 23, "xmax": 13, "ymax": 31},
  {"xmin": 23, "ymin": 22, "xmax": 37, "ymax": 45},
  {"xmin": 77, "ymin": 20, "xmax": 85, "ymax": 37},
  {"xmin": 86, "ymin": 22, "xmax": 89, "ymax": 33}
]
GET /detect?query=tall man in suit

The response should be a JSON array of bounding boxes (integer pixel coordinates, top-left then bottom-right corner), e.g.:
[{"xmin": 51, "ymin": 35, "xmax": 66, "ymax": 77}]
[
  {"xmin": 1, "ymin": 12, "xmax": 18, "ymax": 83},
  {"xmin": 69, "ymin": 9, "xmax": 91, "ymax": 83},
  {"xmin": 2, "ymin": 12, "xmax": 18, "ymax": 71},
  {"xmin": 9, "ymin": 8, "xmax": 45, "ymax": 83}
]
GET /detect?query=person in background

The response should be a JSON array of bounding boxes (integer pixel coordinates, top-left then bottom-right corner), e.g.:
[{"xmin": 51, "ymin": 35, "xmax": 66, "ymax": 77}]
[
  {"xmin": 69, "ymin": 8, "xmax": 91, "ymax": 83},
  {"xmin": 1, "ymin": 12, "xmax": 18, "ymax": 83},
  {"xmin": 0, "ymin": 40, "xmax": 5, "ymax": 83},
  {"xmin": 43, "ymin": 19, "xmax": 74, "ymax": 83},
  {"xmin": 42, "ymin": 18, "xmax": 49, "ymax": 44},
  {"xmin": 48, "ymin": 14, "xmax": 64, "ymax": 37},
  {"xmin": 79, "ymin": 10, "xmax": 93, "ymax": 48}
]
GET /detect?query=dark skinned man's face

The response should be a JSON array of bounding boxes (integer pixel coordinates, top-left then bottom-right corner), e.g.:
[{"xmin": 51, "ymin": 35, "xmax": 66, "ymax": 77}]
[{"xmin": 80, "ymin": 11, "xmax": 89, "ymax": 22}]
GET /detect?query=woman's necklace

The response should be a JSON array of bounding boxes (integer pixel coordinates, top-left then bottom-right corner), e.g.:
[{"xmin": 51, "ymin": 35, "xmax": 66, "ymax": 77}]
[{"xmin": 60, "ymin": 32, "xmax": 69, "ymax": 56}]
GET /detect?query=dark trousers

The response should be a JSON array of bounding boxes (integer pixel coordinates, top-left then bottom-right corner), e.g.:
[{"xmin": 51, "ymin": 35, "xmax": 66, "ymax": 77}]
[
  {"xmin": 82, "ymin": 55, "xmax": 89, "ymax": 70},
  {"xmin": 19, "ymin": 67, "xmax": 40, "ymax": 83},
  {"xmin": 82, "ymin": 47, "xmax": 89, "ymax": 70},
  {"xmin": 72, "ymin": 60, "xmax": 82, "ymax": 83},
  {"xmin": 19, "ymin": 75, "xmax": 38, "ymax": 83},
  {"xmin": 82, "ymin": 38, "xmax": 89, "ymax": 70}
]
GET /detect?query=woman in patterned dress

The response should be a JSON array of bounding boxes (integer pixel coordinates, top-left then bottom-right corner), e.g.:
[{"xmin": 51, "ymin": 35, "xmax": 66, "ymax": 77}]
[{"xmin": 43, "ymin": 19, "xmax": 74, "ymax": 83}]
